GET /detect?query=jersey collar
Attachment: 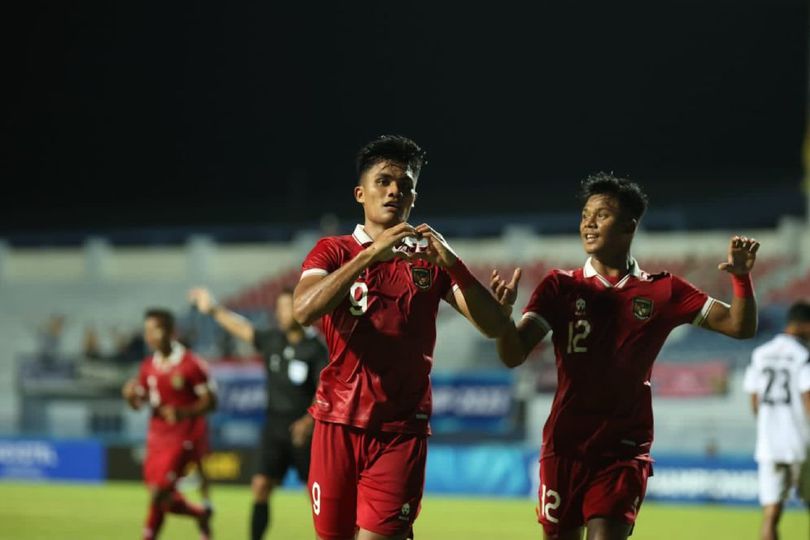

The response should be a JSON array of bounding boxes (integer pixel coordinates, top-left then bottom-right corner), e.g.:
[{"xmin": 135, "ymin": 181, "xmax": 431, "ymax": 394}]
[
  {"xmin": 152, "ymin": 341, "xmax": 185, "ymax": 368},
  {"xmin": 583, "ymin": 256, "xmax": 642, "ymax": 289},
  {"xmin": 352, "ymin": 224, "xmax": 374, "ymax": 246}
]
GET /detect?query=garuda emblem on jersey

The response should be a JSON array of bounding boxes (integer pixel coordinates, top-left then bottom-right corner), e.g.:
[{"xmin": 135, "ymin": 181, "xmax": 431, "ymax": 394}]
[
  {"xmin": 171, "ymin": 373, "xmax": 184, "ymax": 389},
  {"xmin": 411, "ymin": 266, "xmax": 432, "ymax": 290},
  {"xmin": 632, "ymin": 297, "xmax": 654, "ymax": 320}
]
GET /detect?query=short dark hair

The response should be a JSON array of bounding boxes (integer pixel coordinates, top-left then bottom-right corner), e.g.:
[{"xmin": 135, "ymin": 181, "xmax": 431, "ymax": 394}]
[
  {"xmin": 355, "ymin": 135, "xmax": 427, "ymax": 182},
  {"xmin": 787, "ymin": 301, "xmax": 810, "ymax": 323},
  {"xmin": 144, "ymin": 308, "xmax": 175, "ymax": 333},
  {"xmin": 579, "ymin": 172, "xmax": 649, "ymax": 221}
]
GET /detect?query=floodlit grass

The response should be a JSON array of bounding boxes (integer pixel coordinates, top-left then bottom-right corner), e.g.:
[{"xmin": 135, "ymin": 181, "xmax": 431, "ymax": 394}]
[{"xmin": 0, "ymin": 481, "xmax": 806, "ymax": 539}]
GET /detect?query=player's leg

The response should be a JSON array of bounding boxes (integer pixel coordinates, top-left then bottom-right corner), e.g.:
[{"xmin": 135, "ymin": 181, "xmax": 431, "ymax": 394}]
[
  {"xmin": 582, "ymin": 459, "xmax": 651, "ymax": 540},
  {"xmin": 251, "ymin": 425, "xmax": 290, "ymax": 540},
  {"xmin": 143, "ymin": 485, "xmax": 171, "ymax": 540},
  {"xmin": 583, "ymin": 518, "xmax": 632, "ymax": 540},
  {"xmin": 309, "ymin": 421, "xmax": 359, "ymax": 540},
  {"xmin": 159, "ymin": 447, "xmax": 210, "ymax": 538},
  {"xmin": 758, "ymin": 462, "xmax": 790, "ymax": 540},
  {"xmin": 355, "ymin": 431, "xmax": 426, "ymax": 540},
  {"xmin": 142, "ymin": 443, "xmax": 174, "ymax": 540}
]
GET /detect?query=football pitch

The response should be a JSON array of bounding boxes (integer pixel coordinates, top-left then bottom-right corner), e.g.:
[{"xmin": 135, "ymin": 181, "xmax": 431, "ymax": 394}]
[{"xmin": 0, "ymin": 481, "xmax": 806, "ymax": 539}]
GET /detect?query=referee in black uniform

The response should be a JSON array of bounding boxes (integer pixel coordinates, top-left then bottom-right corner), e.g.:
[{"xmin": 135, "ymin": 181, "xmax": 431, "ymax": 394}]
[{"xmin": 188, "ymin": 286, "xmax": 327, "ymax": 540}]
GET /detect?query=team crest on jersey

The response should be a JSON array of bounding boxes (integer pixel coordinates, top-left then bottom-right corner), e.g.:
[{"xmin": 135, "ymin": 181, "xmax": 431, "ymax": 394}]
[
  {"xmin": 632, "ymin": 297, "xmax": 654, "ymax": 320},
  {"xmin": 411, "ymin": 266, "xmax": 432, "ymax": 290},
  {"xmin": 171, "ymin": 373, "xmax": 184, "ymax": 389}
]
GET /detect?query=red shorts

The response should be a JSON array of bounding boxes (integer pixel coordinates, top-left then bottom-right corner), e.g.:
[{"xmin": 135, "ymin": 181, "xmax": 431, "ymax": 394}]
[
  {"xmin": 537, "ymin": 455, "xmax": 652, "ymax": 538},
  {"xmin": 143, "ymin": 435, "xmax": 208, "ymax": 490},
  {"xmin": 308, "ymin": 421, "xmax": 427, "ymax": 540}
]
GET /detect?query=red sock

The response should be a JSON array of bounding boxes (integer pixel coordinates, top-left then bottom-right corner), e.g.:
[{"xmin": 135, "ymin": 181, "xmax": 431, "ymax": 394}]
[
  {"xmin": 143, "ymin": 500, "xmax": 165, "ymax": 540},
  {"xmin": 167, "ymin": 490, "xmax": 205, "ymax": 518}
]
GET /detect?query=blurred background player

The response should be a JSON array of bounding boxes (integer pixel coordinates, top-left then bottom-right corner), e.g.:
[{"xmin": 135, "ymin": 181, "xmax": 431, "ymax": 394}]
[
  {"xmin": 188, "ymin": 286, "xmax": 328, "ymax": 540},
  {"xmin": 121, "ymin": 308, "xmax": 217, "ymax": 540},
  {"xmin": 743, "ymin": 301, "xmax": 810, "ymax": 540},
  {"xmin": 491, "ymin": 173, "xmax": 760, "ymax": 540},
  {"xmin": 293, "ymin": 135, "xmax": 512, "ymax": 540}
]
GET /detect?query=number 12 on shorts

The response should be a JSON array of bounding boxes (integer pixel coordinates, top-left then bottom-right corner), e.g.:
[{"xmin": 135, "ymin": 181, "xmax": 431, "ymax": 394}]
[{"xmin": 540, "ymin": 484, "xmax": 561, "ymax": 524}]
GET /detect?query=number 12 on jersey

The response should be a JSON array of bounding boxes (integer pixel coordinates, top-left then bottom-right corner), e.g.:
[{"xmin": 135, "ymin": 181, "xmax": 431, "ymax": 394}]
[{"xmin": 567, "ymin": 320, "xmax": 591, "ymax": 353}]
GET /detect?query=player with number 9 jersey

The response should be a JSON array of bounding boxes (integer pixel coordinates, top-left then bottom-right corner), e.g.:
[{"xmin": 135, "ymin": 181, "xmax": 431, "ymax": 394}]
[
  {"xmin": 301, "ymin": 225, "xmax": 452, "ymax": 434},
  {"xmin": 294, "ymin": 136, "xmax": 512, "ymax": 540}
]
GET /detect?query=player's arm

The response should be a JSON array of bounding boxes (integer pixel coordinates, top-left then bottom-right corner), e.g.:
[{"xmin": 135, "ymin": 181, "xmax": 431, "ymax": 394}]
[
  {"xmin": 159, "ymin": 386, "xmax": 216, "ymax": 424},
  {"xmin": 749, "ymin": 393, "xmax": 759, "ymax": 415},
  {"xmin": 188, "ymin": 287, "xmax": 255, "ymax": 344},
  {"xmin": 490, "ymin": 269, "xmax": 551, "ymax": 367},
  {"xmin": 293, "ymin": 222, "xmax": 417, "ymax": 326},
  {"xmin": 412, "ymin": 224, "xmax": 511, "ymax": 338},
  {"xmin": 802, "ymin": 391, "xmax": 810, "ymax": 416},
  {"xmin": 121, "ymin": 377, "xmax": 144, "ymax": 410},
  {"xmin": 700, "ymin": 236, "xmax": 759, "ymax": 339}
]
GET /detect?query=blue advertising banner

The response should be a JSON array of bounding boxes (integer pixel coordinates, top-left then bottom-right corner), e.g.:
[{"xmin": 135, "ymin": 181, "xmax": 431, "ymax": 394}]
[
  {"xmin": 0, "ymin": 438, "xmax": 105, "ymax": 482},
  {"xmin": 430, "ymin": 371, "xmax": 514, "ymax": 434},
  {"xmin": 209, "ymin": 363, "xmax": 266, "ymax": 422}
]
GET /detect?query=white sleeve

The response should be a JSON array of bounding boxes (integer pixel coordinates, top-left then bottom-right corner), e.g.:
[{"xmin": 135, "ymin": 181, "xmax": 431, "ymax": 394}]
[
  {"xmin": 742, "ymin": 361, "xmax": 759, "ymax": 394},
  {"xmin": 797, "ymin": 361, "xmax": 810, "ymax": 394}
]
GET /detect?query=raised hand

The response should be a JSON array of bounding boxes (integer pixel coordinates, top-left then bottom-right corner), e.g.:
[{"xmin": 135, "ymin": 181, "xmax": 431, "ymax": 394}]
[
  {"xmin": 188, "ymin": 287, "xmax": 217, "ymax": 314},
  {"xmin": 717, "ymin": 236, "xmax": 760, "ymax": 275},
  {"xmin": 490, "ymin": 268, "xmax": 522, "ymax": 316},
  {"xmin": 412, "ymin": 223, "xmax": 459, "ymax": 269},
  {"xmin": 367, "ymin": 222, "xmax": 419, "ymax": 263}
]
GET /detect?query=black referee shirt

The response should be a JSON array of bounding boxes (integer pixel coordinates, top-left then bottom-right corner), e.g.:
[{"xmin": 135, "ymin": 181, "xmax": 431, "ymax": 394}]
[{"xmin": 253, "ymin": 328, "xmax": 328, "ymax": 422}]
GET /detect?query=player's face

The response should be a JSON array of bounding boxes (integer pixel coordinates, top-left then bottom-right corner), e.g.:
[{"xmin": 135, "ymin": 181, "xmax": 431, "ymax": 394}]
[
  {"xmin": 354, "ymin": 160, "xmax": 418, "ymax": 227},
  {"xmin": 580, "ymin": 194, "xmax": 635, "ymax": 257},
  {"xmin": 275, "ymin": 293, "xmax": 296, "ymax": 332},
  {"xmin": 143, "ymin": 317, "xmax": 170, "ymax": 352}
]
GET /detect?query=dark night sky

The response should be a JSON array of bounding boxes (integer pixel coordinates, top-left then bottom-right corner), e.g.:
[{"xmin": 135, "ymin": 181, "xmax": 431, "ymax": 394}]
[{"xmin": 2, "ymin": 1, "xmax": 807, "ymax": 236}]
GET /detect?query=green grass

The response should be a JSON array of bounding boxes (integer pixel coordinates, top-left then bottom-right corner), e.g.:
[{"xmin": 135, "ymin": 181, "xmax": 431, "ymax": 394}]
[{"xmin": 0, "ymin": 481, "xmax": 806, "ymax": 539}]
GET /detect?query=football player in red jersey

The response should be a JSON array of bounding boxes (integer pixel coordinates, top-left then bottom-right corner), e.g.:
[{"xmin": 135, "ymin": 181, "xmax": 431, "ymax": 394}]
[
  {"xmin": 122, "ymin": 308, "xmax": 217, "ymax": 540},
  {"xmin": 293, "ymin": 135, "xmax": 512, "ymax": 540},
  {"xmin": 492, "ymin": 172, "xmax": 759, "ymax": 540}
]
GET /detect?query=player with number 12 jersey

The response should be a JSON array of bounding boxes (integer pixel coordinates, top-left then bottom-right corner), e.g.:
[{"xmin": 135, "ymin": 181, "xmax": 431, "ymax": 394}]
[{"xmin": 492, "ymin": 173, "xmax": 760, "ymax": 540}]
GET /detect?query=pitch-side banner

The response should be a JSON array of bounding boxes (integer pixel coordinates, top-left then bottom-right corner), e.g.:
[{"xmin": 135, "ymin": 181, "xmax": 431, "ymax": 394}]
[
  {"xmin": 0, "ymin": 438, "xmax": 105, "ymax": 482},
  {"xmin": 430, "ymin": 371, "xmax": 515, "ymax": 434}
]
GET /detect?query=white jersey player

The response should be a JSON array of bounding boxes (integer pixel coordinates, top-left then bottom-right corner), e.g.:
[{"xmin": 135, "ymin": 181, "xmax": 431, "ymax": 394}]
[{"xmin": 743, "ymin": 301, "xmax": 810, "ymax": 540}]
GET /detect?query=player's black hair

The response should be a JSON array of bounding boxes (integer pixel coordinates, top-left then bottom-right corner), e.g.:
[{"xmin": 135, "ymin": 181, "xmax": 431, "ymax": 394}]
[
  {"xmin": 355, "ymin": 135, "xmax": 427, "ymax": 183},
  {"xmin": 787, "ymin": 301, "xmax": 810, "ymax": 323},
  {"xmin": 144, "ymin": 308, "xmax": 175, "ymax": 333},
  {"xmin": 579, "ymin": 172, "xmax": 649, "ymax": 221}
]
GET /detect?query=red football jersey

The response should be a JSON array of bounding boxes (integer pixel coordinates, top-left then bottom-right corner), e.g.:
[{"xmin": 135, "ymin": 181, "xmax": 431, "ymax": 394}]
[
  {"xmin": 301, "ymin": 225, "xmax": 454, "ymax": 434},
  {"xmin": 136, "ymin": 342, "xmax": 212, "ymax": 444},
  {"xmin": 523, "ymin": 257, "xmax": 716, "ymax": 461}
]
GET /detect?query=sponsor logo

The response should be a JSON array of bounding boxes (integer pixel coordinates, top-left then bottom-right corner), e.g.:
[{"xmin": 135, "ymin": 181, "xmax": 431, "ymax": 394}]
[
  {"xmin": 575, "ymin": 298, "xmax": 587, "ymax": 316},
  {"xmin": 398, "ymin": 502, "xmax": 411, "ymax": 521}
]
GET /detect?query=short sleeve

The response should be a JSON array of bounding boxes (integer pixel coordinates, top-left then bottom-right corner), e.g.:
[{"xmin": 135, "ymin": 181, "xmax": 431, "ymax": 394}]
[
  {"xmin": 252, "ymin": 328, "xmax": 274, "ymax": 355},
  {"xmin": 742, "ymin": 362, "xmax": 760, "ymax": 394},
  {"xmin": 798, "ymin": 360, "xmax": 810, "ymax": 394},
  {"xmin": 521, "ymin": 271, "xmax": 560, "ymax": 334},
  {"xmin": 301, "ymin": 237, "xmax": 343, "ymax": 279},
  {"xmin": 669, "ymin": 275, "xmax": 712, "ymax": 327},
  {"xmin": 188, "ymin": 355, "xmax": 215, "ymax": 396},
  {"xmin": 135, "ymin": 359, "xmax": 149, "ymax": 396}
]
